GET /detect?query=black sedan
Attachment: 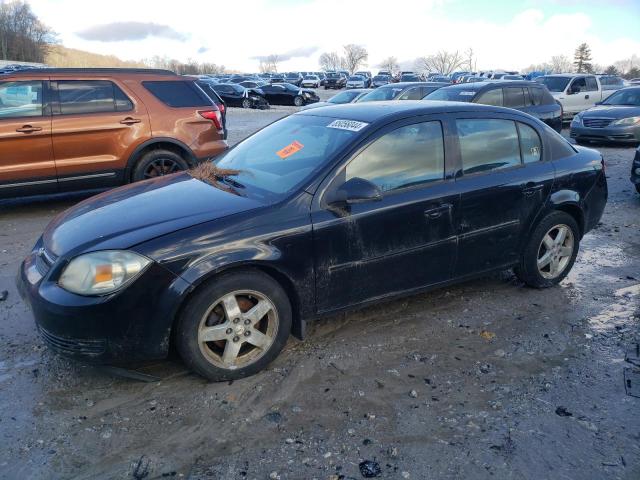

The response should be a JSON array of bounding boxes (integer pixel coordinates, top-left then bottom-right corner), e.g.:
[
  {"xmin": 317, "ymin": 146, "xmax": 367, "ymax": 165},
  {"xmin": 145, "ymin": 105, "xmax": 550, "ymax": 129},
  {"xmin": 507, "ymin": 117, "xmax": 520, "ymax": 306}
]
[
  {"xmin": 324, "ymin": 72, "xmax": 347, "ymax": 89},
  {"xmin": 358, "ymin": 82, "xmax": 448, "ymax": 102},
  {"xmin": 570, "ymin": 87, "xmax": 640, "ymax": 145},
  {"xmin": 260, "ymin": 83, "xmax": 319, "ymax": 106},
  {"xmin": 425, "ymin": 81, "xmax": 563, "ymax": 133},
  {"xmin": 18, "ymin": 101, "xmax": 606, "ymax": 381},
  {"xmin": 210, "ymin": 83, "xmax": 269, "ymax": 109}
]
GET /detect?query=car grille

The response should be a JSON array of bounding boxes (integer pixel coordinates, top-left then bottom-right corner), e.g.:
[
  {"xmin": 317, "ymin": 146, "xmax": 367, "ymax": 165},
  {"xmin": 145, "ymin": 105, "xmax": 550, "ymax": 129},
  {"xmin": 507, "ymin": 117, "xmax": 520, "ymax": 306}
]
[
  {"xmin": 34, "ymin": 247, "xmax": 57, "ymax": 277},
  {"xmin": 583, "ymin": 118, "xmax": 613, "ymax": 128},
  {"xmin": 39, "ymin": 327, "xmax": 106, "ymax": 357}
]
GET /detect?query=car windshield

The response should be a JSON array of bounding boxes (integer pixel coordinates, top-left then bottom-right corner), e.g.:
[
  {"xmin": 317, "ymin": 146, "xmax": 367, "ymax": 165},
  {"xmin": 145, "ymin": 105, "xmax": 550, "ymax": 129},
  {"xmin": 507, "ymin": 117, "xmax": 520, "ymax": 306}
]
[
  {"xmin": 304, "ymin": 75, "xmax": 317, "ymax": 80},
  {"xmin": 373, "ymin": 75, "xmax": 389, "ymax": 81},
  {"xmin": 285, "ymin": 74, "xmax": 298, "ymax": 78},
  {"xmin": 358, "ymin": 86, "xmax": 405, "ymax": 102},
  {"xmin": 424, "ymin": 88, "xmax": 476, "ymax": 102},
  {"xmin": 537, "ymin": 76, "xmax": 571, "ymax": 92},
  {"xmin": 348, "ymin": 76, "xmax": 363, "ymax": 81},
  {"xmin": 326, "ymin": 73, "xmax": 339, "ymax": 78},
  {"xmin": 328, "ymin": 90, "xmax": 361, "ymax": 104},
  {"xmin": 602, "ymin": 88, "xmax": 640, "ymax": 106},
  {"xmin": 401, "ymin": 75, "xmax": 420, "ymax": 81},
  {"xmin": 214, "ymin": 115, "xmax": 361, "ymax": 197}
]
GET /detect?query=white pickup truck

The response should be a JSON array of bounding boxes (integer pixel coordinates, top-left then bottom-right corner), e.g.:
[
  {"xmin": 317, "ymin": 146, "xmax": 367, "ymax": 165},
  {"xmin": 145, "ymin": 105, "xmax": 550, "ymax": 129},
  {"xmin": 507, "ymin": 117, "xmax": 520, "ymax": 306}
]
[{"xmin": 535, "ymin": 74, "xmax": 619, "ymax": 120}]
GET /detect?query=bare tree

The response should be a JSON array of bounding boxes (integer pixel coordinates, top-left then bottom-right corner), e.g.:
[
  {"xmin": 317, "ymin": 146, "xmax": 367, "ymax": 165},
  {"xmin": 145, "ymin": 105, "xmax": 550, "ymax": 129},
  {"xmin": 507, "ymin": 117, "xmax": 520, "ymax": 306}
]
[
  {"xmin": 145, "ymin": 55, "xmax": 225, "ymax": 75},
  {"xmin": 343, "ymin": 44, "xmax": 368, "ymax": 74},
  {"xmin": 464, "ymin": 48, "xmax": 476, "ymax": 72},
  {"xmin": 550, "ymin": 55, "xmax": 572, "ymax": 73},
  {"xmin": 319, "ymin": 51, "xmax": 343, "ymax": 71},
  {"xmin": 0, "ymin": 1, "xmax": 56, "ymax": 63},
  {"xmin": 378, "ymin": 56, "xmax": 399, "ymax": 74},
  {"xmin": 415, "ymin": 50, "xmax": 464, "ymax": 75},
  {"xmin": 614, "ymin": 54, "xmax": 640, "ymax": 77}
]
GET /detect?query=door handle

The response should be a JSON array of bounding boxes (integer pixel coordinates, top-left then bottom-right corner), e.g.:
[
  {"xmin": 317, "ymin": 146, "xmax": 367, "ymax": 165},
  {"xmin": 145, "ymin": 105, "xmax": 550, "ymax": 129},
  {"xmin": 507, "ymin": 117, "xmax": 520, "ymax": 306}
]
[
  {"xmin": 120, "ymin": 117, "xmax": 141, "ymax": 125},
  {"xmin": 424, "ymin": 203, "xmax": 452, "ymax": 220},
  {"xmin": 522, "ymin": 183, "xmax": 544, "ymax": 196},
  {"xmin": 16, "ymin": 125, "xmax": 42, "ymax": 133}
]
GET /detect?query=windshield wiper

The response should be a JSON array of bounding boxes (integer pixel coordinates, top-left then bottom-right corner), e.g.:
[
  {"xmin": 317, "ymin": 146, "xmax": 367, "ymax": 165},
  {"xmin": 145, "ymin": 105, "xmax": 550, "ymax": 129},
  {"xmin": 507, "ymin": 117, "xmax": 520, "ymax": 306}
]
[{"xmin": 217, "ymin": 174, "xmax": 245, "ymax": 189}]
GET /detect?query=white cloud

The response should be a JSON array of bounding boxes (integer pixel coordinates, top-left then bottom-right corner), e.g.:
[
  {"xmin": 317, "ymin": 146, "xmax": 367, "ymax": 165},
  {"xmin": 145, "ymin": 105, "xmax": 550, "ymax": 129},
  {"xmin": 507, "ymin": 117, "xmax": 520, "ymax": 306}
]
[{"xmin": 29, "ymin": 0, "xmax": 640, "ymax": 72}]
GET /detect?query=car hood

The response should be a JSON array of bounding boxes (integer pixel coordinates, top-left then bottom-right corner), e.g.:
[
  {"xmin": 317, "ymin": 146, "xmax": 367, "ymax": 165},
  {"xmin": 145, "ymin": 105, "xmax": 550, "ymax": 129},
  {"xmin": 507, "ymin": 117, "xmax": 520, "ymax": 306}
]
[
  {"xmin": 43, "ymin": 173, "xmax": 264, "ymax": 257},
  {"xmin": 582, "ymin": 105, "xmax": 640, "ymax": 119},
  {"xmin": 300, "ymin": 101, "xmax": 331, "ymax": 110}
]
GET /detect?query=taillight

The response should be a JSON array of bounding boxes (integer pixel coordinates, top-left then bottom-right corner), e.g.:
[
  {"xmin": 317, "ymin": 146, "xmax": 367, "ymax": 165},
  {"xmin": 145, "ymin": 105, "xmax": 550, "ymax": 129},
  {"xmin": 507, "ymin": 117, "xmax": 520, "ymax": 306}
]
[
  {"xmin": 199, "ymin": 109, "xmax": 223, "ymax": 131},
  {"xmin": 217, "ymin": 103, "xmax": 226, "ymax": 115}
]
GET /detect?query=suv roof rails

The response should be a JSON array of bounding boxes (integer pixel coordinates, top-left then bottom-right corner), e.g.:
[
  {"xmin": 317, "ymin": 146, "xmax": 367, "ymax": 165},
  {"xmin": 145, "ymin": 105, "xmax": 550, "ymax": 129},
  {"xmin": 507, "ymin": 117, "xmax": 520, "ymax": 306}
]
[{"xmin": 6, "ymin": 67, "xmax": 177, "ymax": 75}]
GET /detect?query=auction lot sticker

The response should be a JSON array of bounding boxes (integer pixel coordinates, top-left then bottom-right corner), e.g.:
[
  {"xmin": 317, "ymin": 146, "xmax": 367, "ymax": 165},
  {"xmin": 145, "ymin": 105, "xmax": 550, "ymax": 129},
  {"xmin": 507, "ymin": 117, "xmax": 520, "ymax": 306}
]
[
  {"xmin": 327, "ymin": 119, "xmax": 369, "ymax": 132},
  {"xmin": 277, "ymin": 140, "xmax": 304, "ymax": 159}
]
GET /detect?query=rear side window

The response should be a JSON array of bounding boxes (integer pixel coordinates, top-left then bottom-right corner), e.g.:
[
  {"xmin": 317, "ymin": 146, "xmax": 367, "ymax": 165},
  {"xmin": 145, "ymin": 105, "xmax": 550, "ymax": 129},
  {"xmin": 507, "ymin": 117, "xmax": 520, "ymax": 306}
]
[
  {"xmin": 504, "ymin": 87, "xmax": 525, "ymax": 108},
  {"xmin": 143, "ymin": 81, "xmax": 212, "ymax": 107},
  {"xmin": 0, "ymin": 81, "xmax": 43, "ymax": 118},
  {"xmin": 456, "ymin": 119, "xmax": 520, "ymax": 174},
  {"xmin": 529, "ymin": 87, "xmax": 543, "ymax": 106},
  {"xmin": 346, "ymin": 121, "xmax": 444, "ymax": 192},
  {"xmin": 585, "ymin": 77, "xmax": 598, "ymax": 92},
  {"xmin": 476, "ymin": 88, "xmax": 503, "ymax": 106},
  {"xmin": 57, "ymin": 80, "xmax": 132, "ymax": 115},
  {"xmin": 518, "ymin": 123, "xmax": 542, "ymax": 163}
]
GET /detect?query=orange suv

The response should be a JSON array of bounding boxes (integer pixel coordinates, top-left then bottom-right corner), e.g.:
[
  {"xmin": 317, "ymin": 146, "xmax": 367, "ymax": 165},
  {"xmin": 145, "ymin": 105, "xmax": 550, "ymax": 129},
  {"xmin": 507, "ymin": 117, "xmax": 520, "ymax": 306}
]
[{"xmin": 0, "ymin": 68, "xmax": 227, "ymax": 199}]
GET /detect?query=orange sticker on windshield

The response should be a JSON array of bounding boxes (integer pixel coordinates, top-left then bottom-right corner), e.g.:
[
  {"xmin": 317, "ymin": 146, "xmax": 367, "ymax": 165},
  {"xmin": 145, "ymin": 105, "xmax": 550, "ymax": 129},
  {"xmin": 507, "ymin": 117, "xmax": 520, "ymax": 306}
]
[{"xmin": 277, "ymin": 140, "xmax": 304, "ymax": 159}]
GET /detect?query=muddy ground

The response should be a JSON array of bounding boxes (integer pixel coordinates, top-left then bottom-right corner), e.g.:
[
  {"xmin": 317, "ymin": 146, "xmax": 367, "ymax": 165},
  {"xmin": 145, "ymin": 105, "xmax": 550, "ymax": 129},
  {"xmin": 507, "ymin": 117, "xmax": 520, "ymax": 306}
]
[{"xmin": 0, "ymin": 92, "xmax": 639, "ymax": 479}]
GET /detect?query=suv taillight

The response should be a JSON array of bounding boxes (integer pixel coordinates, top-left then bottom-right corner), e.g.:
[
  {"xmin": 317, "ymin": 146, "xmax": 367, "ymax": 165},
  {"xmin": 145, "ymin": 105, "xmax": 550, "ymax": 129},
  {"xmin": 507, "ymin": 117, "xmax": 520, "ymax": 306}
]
[{"xmin": 199, "ymin": 109, "xmax": 223, "ymax": 131}]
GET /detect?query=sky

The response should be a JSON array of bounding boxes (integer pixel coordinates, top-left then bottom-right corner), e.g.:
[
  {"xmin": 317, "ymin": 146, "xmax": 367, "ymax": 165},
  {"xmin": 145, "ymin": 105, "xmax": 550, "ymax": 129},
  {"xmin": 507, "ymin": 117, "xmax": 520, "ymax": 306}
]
[{"xmin": 28, "ymin": 0, "xmax": 640, "ymax": 72}]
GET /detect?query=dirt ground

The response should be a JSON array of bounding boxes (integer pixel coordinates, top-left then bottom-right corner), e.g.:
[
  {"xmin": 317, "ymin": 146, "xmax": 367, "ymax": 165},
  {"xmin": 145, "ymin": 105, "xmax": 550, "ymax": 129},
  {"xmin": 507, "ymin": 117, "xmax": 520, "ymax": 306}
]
[{"xmin": 0, "ymin": 91, "xmax": 639, "ymax": 480}]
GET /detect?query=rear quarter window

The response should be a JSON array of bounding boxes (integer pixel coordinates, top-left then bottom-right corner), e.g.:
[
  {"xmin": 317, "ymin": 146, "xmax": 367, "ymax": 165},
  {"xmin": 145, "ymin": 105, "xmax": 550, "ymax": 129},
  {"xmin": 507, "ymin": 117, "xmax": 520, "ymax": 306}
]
[{"xmin": 142, "ymin": 81, "xmax": 213, "ymax": 107}]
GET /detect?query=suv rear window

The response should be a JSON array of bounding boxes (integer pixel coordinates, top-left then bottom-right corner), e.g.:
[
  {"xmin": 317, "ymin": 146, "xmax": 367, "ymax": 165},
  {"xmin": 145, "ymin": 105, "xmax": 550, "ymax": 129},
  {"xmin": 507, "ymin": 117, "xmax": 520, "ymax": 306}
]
[{"xmin": 143, "ymin": 81, "xmax": 212, "ymax": 107}]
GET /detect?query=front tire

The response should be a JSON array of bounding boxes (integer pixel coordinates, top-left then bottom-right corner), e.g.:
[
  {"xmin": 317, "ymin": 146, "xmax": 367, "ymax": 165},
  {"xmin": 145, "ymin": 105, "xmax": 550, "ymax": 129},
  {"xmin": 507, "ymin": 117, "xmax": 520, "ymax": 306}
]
[
  {"xmin": 241, "ymin": 98, "xmax": 252, "ymax": 109},
  {"xmin": 131, "ymin": 149, "xmax": 188, "ymax": 182},
  {"xmin": 635, "ymin": 184, "xmax": 640, "ymax": 194},
  {"xmin": 515, "ymin": 211, "xmax": 580, "ymax": 288},
  {"xmin": 175, "ymin": 270, "xmax": 292, "ymax": 381},
  {"xmin": 293, "ymin": 96, "xmax": 304, "ymax": 107}
]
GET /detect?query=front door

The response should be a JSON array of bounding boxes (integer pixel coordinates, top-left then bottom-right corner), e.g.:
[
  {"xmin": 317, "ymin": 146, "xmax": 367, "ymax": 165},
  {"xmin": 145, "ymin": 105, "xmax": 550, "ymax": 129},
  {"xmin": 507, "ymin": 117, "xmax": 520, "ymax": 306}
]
[
  {"xmin": 51, "ymin": 79, "xmax": 150, "ymax": 190},
  {"xmin": 312, "ymin": 119, "xmax": 458, "ymax": 312},
  {"xmin": 0, "ymin": 79, "xmax": 55, "ymax": 198}
]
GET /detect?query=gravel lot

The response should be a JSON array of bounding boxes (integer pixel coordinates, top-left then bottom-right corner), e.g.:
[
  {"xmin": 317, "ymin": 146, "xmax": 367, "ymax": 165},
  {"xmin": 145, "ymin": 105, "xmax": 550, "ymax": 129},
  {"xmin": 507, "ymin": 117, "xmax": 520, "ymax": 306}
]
[{"xmin": 0, "ymin": 93, "xmax": 639, "ymax": 480}]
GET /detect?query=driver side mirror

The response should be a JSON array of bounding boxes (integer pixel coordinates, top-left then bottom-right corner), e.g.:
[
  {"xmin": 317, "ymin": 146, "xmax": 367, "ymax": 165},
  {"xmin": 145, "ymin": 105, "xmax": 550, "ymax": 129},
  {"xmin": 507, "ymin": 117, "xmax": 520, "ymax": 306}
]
[{"xmin": 326, "ymin": 177, "xmax": 383, "ymax": 206}]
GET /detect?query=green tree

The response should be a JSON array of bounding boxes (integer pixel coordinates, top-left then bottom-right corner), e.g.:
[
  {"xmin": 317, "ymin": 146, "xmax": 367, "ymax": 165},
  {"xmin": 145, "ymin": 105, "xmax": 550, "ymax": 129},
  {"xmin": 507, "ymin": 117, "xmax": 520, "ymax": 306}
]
[{"xmin": 573, "ymin": 43, "xmax": 593, "ymax": 73}]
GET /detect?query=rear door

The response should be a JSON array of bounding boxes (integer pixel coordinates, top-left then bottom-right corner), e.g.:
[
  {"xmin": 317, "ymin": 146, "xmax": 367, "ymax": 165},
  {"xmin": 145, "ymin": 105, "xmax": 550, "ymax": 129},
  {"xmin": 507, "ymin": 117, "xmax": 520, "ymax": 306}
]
[
  {"xmin": 51, "ymin": 78, "xmax": 150, "ymax": 190},
  {"xmin": 451, "ymin": 115, "xmax": 553, "ymax": 276},
  {"xmin": 312, "ymin": 118, "xmax": 459, "ymax": 312},
  {"xmin": 0, "ymin": 78, "xmax": 56, "ymax": 198}
]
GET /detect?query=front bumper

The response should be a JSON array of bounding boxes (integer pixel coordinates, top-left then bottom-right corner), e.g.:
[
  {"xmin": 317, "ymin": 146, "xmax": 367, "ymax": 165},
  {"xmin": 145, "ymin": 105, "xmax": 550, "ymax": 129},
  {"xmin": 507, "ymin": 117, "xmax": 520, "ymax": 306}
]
[
  {"xmin": 17, "ymin": 242, "xmax": 190, "ymax": 365},
  {"xmin": 570, "ymin": 123, "xmax": 640, "ymax": 144}
]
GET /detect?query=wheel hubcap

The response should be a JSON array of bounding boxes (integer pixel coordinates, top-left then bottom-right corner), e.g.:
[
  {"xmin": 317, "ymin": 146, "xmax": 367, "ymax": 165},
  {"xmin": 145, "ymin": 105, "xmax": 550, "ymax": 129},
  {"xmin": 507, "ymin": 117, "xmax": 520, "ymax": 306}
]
[
  {"xmin": 537, "ymin": 224, "xmax": 574, "ymax": 279},
  {"xmin": 197, "ymin": 290, "xmax": 278, "ymax": 370},
  {"xmin": 144, "ymin": 158, "xmax": 180, "ymax": 179}
]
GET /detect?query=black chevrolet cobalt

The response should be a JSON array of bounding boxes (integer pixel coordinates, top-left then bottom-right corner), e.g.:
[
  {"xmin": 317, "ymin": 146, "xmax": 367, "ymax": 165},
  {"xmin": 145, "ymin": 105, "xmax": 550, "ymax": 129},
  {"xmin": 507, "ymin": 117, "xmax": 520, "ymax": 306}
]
[{"xmin": 18, "ymin": 102, "xmax": 608, "ymax": 381}]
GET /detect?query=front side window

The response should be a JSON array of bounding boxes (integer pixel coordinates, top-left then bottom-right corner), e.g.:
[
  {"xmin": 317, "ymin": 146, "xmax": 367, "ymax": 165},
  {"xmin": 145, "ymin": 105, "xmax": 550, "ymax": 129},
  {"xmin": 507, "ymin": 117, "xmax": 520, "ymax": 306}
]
[
  {"xmin": 570, "ymin": 78, "xmax": 587, "ymax": 93},
  {"xmin": 518, "ymin": 123, "xmax": 542, "ymax": 163},
  {"xmin": 0, "ymin": 81, "xmax": 43, "ymax": 118},
  {"xmin": 346, "ymin": 121, "xmax": 444, "ymax": 192},
  {"xmin": 476, "ymin": 88, "xmax": 503, "ymax": 106},
  {"xmin": 456, "ymin": 119, "xmax": 520, "ymax": 174}
]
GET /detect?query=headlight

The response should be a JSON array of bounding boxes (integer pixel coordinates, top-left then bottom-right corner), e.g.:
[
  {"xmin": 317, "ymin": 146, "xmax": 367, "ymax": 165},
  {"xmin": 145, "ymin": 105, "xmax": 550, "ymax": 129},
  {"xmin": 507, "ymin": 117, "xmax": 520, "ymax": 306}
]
[
  {"xmin": 611, "ymin": 116, "xmax": 640, "ymax": 126},
  {"xmin": 571, "ymin": 115, "xmax": 582, "ymax": 125},
  {"xmin": 58, "ymin": 250, "xmax": 151, "ymax": 296}
]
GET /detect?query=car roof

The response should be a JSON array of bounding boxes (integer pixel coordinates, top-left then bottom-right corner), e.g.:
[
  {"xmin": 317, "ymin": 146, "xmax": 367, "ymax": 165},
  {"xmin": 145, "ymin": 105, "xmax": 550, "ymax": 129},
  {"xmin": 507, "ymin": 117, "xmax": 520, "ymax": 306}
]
[
  {"xmin": 379, "ymin": 82, "xmax": 448, "ymax": 88},
  {"xmin": 1, "ymin": 67, "xmax": 177, "ymax": 78},
  {"xmin": 296, "ymin": 100, "xmax": 526, "ymax": 123},
  {"xmin": 438, "ymin": 80, "xmax": 542, "ymax": 91}
]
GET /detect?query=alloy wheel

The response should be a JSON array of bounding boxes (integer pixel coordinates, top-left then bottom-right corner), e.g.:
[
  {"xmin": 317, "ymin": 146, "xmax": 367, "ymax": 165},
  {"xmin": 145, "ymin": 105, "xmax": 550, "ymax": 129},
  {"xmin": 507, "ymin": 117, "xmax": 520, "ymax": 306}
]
[
  {"xmin": 143, "ymin": 158, "xmax": 182, "ymax": 179},
  {"xmin": 197, "ymin": 290, "xmax": 279, "ymax": 370},
  {"xmin": 537, "ymin": 224, "xmax": 574, "ymax": 279}
]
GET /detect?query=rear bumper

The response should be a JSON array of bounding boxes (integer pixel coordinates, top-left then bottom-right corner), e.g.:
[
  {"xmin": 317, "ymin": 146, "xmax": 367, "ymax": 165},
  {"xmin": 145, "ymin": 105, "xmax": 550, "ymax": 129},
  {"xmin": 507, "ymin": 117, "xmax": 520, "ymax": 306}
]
[
  {"xmin": 570, "ymin": 124, "xmax": 640, "ymax": 144},
  {"xmin": 192, "ymin": 139, "xmax": 229, "ymax": 162}
]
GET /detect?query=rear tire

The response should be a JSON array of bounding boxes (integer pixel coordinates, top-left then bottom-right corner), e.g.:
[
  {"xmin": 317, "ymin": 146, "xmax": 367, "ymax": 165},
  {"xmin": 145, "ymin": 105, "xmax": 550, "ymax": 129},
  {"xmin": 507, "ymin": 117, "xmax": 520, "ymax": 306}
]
[
  {"xmin": 175, "ymin": 270, "xmax": 292, "ymax": 382},
  {"xmin": 515, "ymin": 211, "xmax": 580, "ymax": 288},
  {"xmin": 131, "ymin": 149, "xmax": 188, "ymax": 182}
]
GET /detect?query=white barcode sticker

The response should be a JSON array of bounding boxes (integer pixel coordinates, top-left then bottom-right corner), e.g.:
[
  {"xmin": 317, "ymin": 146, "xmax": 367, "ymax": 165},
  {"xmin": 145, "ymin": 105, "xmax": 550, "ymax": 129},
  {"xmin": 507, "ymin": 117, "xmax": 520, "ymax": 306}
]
[{"xmin": 327, "ymin": 119, "xmax": 369, "ymax": 132}]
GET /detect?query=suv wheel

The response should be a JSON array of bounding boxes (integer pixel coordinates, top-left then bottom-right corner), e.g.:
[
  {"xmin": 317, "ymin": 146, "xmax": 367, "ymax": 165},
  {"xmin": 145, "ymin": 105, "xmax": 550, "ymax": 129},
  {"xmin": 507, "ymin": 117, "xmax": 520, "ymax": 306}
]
[
  {"xmin": 515, "ymin": 211, "xmax": 580, "ymax": 288},
  {"xmin": 294, "ymin": 96, "xmax": 304, "ymax": 107},
  {"xmin": 175, "ymin": 270, "xmax": 292, "ymax": 381},
  {"xmin": 241, "ymin": 98, "xmax": 252, "ymax": 109},
  {"xmin": 132, "ymin": 149, "xmax": 189, "ymax": 182}
]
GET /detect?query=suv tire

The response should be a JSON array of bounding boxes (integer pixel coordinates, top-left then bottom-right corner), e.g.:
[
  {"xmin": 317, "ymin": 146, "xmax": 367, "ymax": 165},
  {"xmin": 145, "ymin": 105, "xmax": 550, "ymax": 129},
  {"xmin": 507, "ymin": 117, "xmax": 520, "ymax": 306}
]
[
  {"xmin": 132, "ymin": 149, "xmax": 189, "ymax": 182},
  {"xmin": 176, "ymin": 269, "xmax": 292, "ymax": 382},
  {"xmin": 515, "ymin": 211, "xmax": 580, "ymax": 288}
]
